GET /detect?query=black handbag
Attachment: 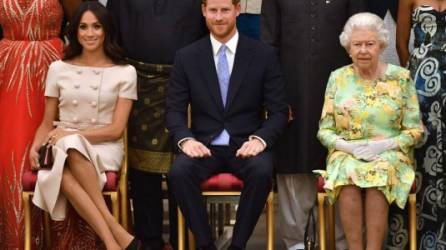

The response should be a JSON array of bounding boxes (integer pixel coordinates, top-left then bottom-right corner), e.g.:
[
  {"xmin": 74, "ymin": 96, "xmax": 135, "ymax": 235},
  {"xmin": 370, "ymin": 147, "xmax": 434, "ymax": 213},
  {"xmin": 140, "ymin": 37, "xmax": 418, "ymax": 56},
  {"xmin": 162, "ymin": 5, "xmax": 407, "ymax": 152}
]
[
  {"xmin": 304, "ymin": 206, "xmax": 316, "ymax": 250},
  {"xmin": 38, "ymin": 143, "xmax": 53, "ymax": 169}
]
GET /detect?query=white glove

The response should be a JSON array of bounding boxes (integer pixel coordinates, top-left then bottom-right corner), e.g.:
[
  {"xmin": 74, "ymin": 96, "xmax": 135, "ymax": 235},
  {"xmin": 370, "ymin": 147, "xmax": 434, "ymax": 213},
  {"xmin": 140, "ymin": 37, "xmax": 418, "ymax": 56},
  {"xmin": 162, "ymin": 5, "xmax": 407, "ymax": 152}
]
[
  {"xmin": 353, "ymin": 138, "xmax": 397, "ymax": 161},
  {"xmin": 335, "ymin": 139, "xmax": 367, "ymax": 155}
]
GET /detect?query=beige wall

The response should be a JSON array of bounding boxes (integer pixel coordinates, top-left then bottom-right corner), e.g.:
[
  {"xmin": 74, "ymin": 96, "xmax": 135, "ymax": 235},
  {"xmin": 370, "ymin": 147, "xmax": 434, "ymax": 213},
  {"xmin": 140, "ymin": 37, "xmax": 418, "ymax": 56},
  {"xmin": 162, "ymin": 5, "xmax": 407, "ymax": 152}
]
[{"xmin": 240, "ymin": 0, "xmax": 262, "ymax": 14}]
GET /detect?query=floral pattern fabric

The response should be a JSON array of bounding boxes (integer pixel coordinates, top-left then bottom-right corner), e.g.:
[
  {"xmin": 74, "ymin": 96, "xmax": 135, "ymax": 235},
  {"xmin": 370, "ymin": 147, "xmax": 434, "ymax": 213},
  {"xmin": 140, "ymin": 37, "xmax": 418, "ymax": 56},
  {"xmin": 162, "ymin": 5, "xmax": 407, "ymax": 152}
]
[{"xmin": 315, "ymin": 64, "xmax": 423, "ymax": 209}]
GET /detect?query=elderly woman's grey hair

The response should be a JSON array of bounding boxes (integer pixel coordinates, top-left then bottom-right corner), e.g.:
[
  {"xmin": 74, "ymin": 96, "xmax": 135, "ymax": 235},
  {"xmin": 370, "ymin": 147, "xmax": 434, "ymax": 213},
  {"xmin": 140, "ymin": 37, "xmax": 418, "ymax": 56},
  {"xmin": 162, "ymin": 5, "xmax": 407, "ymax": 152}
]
[{"xmin": 339, "ymin": 12, "xmax": 389, "ymax": 50}]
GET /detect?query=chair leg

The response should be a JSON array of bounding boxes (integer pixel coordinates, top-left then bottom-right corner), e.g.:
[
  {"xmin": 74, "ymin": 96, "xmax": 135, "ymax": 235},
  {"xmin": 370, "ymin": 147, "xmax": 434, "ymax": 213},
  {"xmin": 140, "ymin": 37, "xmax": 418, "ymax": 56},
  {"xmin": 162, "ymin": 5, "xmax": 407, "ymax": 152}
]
[
  {"xmin": 120, "ymin": 179, "xmax": 129, "ymax": 230},
  {"xmin": 318, "ymin": 193, "xmax": 327, "ymax": 250},
  {"xmin": 327, "ymin": 202, "xmax": 335, "ymax": 250},
  {"xmin": 266, "ymin": 191, "xmax": 274, "ymax": 250},
  {"xmin": 210, "ymin": 203, "xmax": 217, "ymax": 239},
  {"xmin": 43, "ymin": 212, "xmax": 51, "ymax": 249},
  {"xmin": 217, "ymin": 203, "xmax": 224, "ymax": 235},
  {"xmin": 23, "ymin": 192, "xmax": 32, "ymax": 250},
  {"xmin": 225, "ymin": 203, "xmax": 232, "ymax": 225},
  {"xmin": 178, "ymin": 208, "xmax": 185, "ymax": 250},
  {"xmin": 408, "ymin": 193, "xmax": 417, "ymax": 250},
  {"xmin": 188, "ymin": 229, "xmax": 196, "ymax": 250},
  {"xmin": 110, "ymin": 192, "xmax": 119, "ymax": 221}
]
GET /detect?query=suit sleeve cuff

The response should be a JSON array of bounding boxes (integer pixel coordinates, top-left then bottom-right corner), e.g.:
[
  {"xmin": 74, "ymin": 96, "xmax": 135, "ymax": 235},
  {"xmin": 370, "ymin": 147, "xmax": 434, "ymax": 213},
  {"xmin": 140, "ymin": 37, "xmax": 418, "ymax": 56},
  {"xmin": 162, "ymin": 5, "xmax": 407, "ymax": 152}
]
[
  {"xmin": 249, "ymin": 135, "xmax": 267, "ymax": 148},
  {"xmin": 178, "ymin": 137, "xmax": 194, "ymax": 151}
]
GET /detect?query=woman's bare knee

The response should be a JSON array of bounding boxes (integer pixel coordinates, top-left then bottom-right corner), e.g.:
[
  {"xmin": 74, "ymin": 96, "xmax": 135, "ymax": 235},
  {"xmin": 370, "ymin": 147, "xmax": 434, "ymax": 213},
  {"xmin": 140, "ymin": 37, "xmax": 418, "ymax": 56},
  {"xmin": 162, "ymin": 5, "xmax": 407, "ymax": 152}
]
[
  {"xmin": 339, "ymin": 185, "xmax": 362, "ymax": 202},
  {"xmin": 66, "ymin": 149, "xmax": 88, "ymax": 165},
  {"xmin": 61, "ymin": 168, "xmax": 77, "ymax": 195}
]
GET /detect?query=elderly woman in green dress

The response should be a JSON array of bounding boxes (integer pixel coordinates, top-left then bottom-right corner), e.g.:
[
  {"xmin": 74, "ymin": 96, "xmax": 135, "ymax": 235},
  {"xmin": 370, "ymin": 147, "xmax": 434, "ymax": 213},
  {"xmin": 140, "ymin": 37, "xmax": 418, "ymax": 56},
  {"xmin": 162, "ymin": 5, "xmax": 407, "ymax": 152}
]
[{"xmin": 315, "ymin": 12, "xmax": 423, "ymax": 250}]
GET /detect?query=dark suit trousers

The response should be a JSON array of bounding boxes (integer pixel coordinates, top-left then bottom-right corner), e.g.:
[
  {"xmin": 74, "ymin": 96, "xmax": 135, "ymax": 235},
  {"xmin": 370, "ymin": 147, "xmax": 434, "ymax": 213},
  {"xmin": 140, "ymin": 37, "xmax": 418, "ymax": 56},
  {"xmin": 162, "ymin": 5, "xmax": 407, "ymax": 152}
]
[
  {"xmin": 129, "ymin": 168, "xmax": 178, "ymax": 250},
  {"xmin": 168, "ymin": 145, "xmax": 273, "ymax": 249}
]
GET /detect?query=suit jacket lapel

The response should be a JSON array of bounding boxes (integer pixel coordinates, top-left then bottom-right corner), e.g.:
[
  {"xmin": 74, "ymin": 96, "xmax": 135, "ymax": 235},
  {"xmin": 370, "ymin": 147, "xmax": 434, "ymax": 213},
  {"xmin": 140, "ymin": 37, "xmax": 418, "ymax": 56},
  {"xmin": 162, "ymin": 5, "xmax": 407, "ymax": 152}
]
[
  {"xmin": 226, "ymin": 36, "xmax": 253, "ymax": 110},
  {"xmin": 199, "ymin": 37, "xmax": 224, "ymax": 112}
]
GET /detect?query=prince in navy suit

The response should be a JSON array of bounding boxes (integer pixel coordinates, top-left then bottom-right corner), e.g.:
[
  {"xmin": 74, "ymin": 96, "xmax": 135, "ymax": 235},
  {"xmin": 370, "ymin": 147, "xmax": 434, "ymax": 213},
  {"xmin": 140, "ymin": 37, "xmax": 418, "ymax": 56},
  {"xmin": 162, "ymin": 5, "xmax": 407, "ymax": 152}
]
[{"xmin": 166, "ymin": 0, "xmax": 288, "ymax": 249}]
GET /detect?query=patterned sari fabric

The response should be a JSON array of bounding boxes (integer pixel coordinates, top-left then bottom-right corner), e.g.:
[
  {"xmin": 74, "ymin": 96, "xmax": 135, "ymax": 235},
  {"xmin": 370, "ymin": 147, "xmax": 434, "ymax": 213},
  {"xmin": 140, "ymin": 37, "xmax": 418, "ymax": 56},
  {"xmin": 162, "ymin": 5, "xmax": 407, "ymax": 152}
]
[
  {"xmin": 409, "ymin": 5, "xmax": 446, "ymax": 250},
  {"xmin": 315, "ymin": 64, "xmax": 423, "ymax": 209},
  {"xmin": 126, "ymin": 64, "xmax": 174, "ymax": 174},
  {"xmin": 0, "ymin": 0, "xmax": 63, "ymax": 249}
]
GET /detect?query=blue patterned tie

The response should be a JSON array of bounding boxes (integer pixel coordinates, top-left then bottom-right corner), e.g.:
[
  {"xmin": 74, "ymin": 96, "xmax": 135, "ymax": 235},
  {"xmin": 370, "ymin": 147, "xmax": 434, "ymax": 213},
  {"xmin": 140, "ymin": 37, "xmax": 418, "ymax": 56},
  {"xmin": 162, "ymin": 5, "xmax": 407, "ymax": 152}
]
[
  {"xmin": 212, "ymin": 44, "xmax": 230, "ymax": 145},
  {"xmin": 217, "ymin": 44, "xmax": 230, "ymax": 105}
]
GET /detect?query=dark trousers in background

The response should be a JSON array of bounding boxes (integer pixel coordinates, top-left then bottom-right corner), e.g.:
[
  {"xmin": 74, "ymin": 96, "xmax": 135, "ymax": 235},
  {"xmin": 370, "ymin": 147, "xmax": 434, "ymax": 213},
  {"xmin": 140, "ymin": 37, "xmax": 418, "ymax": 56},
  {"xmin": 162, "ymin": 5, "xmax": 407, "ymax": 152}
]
[
  {"xmin": 366, "ymin": 0, "xmax": 399, "ymax": 19},
  {"xmin": 236, "ymin": 14, "xmax": 260, "ymax": 40},
  {"xmin": 169, "ymin": 146, "xmax": 273, "ymax": 249},
  {"xmin": 130, "ymin": 168, "xmax": 178, "ymax": 250}
]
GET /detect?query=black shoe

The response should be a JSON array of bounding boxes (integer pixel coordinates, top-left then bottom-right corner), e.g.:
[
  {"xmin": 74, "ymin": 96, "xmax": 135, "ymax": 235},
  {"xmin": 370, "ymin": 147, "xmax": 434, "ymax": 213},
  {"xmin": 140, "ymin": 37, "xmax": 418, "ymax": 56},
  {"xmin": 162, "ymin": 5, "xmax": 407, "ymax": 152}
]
[{"xmin": 125, "ymin": 238, "xmax": 142, "ymax": 250}]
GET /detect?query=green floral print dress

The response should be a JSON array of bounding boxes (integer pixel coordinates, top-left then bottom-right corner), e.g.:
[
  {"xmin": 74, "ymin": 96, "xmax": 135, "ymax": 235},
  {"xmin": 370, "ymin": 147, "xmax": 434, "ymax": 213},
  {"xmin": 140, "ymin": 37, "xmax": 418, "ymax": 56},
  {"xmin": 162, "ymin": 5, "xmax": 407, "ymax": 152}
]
[{"xmin": 315, "ymin": 64, "xmax": 424, "ymax": 209}]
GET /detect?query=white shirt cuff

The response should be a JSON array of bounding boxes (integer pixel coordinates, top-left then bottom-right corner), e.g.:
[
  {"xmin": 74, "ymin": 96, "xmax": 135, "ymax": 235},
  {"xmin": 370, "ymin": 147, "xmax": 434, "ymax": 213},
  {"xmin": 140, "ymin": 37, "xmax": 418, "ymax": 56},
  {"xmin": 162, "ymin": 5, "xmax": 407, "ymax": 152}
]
[
  {"xmin": 178, "ymin": 137, "xmax": 194, "ymax": 151},
  {"xmin": 249, "ymin": 135, "xmax": 267, "ymax": 148}
]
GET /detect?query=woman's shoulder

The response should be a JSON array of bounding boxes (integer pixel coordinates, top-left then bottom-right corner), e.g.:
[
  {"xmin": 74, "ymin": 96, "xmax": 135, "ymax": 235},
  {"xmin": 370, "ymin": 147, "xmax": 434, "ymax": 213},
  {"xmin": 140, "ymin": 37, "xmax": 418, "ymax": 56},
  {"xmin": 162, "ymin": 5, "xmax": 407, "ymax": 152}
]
[
  {"xmin": 48, "ymin": 60, "xmax": 66, "ymax": 70},
  {"xmin": 330, "ymin": 64, "xmax": 355, "ymax": 78},
  {"xmin": 108, "ymin": 64, "xmax": 136, "ymax": 77},
  {"xmin": 385, "ymin": 64, "xmax": 411, "ymax": 80},
  {"xmin": 386, "ymin": 63, "xmax": 410, "ymax": 74},
  {"xmin": 114, "ymin": 63, "xmax": 136, "ymax": 72}
]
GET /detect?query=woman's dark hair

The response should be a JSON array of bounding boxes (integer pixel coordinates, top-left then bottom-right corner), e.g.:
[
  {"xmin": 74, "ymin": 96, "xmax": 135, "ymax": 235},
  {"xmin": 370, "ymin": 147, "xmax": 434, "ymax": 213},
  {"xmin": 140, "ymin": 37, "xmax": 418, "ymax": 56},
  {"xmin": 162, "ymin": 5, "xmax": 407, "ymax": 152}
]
[{"xmin": 63, "ymin": 1, "xmax": 126, "ymax": 65}]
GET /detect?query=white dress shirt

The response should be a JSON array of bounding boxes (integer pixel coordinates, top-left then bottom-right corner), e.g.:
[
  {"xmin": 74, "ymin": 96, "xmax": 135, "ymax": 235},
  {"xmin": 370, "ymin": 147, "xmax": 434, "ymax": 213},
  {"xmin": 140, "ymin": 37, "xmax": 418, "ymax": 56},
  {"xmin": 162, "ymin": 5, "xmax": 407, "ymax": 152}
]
[
  {"xmin": 210, "ymin": 31, "xmax": 238, "ymax": 75},
  {"xmin": 178, "ymin": 31, "xmax": 266, "ymax": 149}
]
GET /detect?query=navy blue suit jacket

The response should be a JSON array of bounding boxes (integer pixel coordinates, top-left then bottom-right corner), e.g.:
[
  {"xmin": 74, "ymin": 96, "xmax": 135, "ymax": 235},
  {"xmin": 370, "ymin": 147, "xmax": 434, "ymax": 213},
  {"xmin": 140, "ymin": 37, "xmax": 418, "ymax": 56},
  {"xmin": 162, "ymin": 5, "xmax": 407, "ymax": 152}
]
[{"xmin": 166, "ymin": 34, "xmax": 288, "ymax": 150}]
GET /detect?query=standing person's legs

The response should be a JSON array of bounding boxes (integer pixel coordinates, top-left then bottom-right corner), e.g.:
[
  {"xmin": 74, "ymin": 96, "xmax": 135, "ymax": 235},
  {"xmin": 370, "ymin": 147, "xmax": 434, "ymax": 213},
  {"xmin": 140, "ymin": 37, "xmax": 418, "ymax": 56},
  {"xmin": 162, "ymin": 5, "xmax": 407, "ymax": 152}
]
[
  {"xmin": 236, "ymin": 14, "xmax": 260, "ymax": 40},
  {"xmin": 166, "ymin": 176, "xmax": 178, "ymax": 250},
  {"xmin": 277, "ymin": 174, "xmax": 347, "ymax": 250},
  {"xmin": 228, "ymin": 151, "xmax": 274, "ymax": 249},
  {"xmin": 127, "ymin": 69, "xmax": 174, "ymax": 249},
  {"xmin": 276, "ymin": 174, "xmax": 317, "ymax": 250},
  {"xmin": 129, "ymin": 168, "xmax": 164, "ymax": 250}
]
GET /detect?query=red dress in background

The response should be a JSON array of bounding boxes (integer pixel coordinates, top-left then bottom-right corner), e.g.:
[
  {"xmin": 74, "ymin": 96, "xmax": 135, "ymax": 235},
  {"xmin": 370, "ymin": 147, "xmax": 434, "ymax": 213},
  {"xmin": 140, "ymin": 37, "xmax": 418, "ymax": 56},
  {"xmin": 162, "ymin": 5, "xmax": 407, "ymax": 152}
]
[
  {"xmin": 0, "ymin": 0, "xmax": 64, "ymax": 248},
  {"xmin": 0, "ymin": 1, "xmax": 103, "ymax": 249}
]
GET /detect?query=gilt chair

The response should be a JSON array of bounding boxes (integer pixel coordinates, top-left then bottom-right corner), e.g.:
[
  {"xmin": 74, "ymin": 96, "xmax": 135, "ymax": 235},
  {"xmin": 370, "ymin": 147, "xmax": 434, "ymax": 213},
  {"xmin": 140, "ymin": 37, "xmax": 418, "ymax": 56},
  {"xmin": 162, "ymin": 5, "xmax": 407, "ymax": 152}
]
[{"xmin": 177, "ymin": 173, "xmax": 275, "ymax": 250}]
